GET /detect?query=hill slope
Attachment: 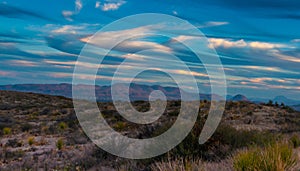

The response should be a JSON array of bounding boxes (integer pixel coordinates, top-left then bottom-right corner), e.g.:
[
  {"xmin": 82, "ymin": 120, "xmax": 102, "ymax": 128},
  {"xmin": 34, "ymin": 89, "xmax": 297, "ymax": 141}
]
[{"xmin": 0, "ymin": 91, "xmax": 300, "ymax": 170}]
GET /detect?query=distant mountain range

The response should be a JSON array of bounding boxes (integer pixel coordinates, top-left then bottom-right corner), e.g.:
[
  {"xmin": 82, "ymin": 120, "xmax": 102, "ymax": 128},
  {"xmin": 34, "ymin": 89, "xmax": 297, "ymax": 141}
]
[
  {"xmin": 0, "ymin": 84, "xmax": 299, "ymax": 111},
  {"xmin": 0, "ymin": 83, "xmax": 223, "ymax": 102},
  {"xmin": 250, "ymin": 96, "xmax": 300, "ymax": 106}
]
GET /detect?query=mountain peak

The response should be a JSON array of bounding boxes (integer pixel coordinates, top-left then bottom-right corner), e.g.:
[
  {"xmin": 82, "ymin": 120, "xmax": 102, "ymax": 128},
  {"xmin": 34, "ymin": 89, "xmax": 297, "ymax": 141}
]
[{"xmin": 231, "ymin": 94, "xmax": 249, "ymax": 102}]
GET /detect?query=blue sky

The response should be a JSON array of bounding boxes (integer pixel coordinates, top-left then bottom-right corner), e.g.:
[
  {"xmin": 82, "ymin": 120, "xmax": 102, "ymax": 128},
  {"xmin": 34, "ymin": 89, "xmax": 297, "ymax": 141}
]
[{"xmin": 0, "ymin": 0, "xmax": 300, "ymax": 99}]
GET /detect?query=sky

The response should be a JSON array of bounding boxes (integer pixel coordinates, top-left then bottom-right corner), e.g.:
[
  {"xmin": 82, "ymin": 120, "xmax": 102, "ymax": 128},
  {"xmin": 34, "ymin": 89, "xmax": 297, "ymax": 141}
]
[{"xmin": 0, "ymin": 0, "xmax": 300, "ymax": 100}]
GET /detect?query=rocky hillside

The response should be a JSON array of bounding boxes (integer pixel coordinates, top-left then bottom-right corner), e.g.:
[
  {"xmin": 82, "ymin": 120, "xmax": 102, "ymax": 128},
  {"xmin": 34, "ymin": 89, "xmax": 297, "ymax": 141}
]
[{"xmin": 0, "ymin": 90, "xmax": 300, "ymax": 170}]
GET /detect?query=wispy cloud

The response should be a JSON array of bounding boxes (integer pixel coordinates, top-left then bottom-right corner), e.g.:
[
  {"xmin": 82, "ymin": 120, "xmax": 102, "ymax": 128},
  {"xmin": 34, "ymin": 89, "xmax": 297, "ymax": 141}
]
[
  {"xmin": 197, "ymin": 21, "xmax": 229, "ymax": 28},
  {"xmin": 29, "ymin": 23, "xmax": 101, "ymax": 35},
  {"xmin": 0, "ymin": 71, "xmax": 17, "ymax": 77},
  {"xmin": 248, "ymin": 77, "xmax": 286, "ymax": 84},
  {"xmin": 208, "ymin": 38, "xmax": 247, "ymax": 48},
  {"xmin": 62, "ymin": 0, "xmax": 83, "ymax": 21},
  {"xmin": 44, "ymin": 60, "xmax": 98, "ymax": 69},
  {"xmin": 75, "ymin": 0, "xmax": 83, "ymax": 12},
  {"xmin": 292, "ymin": 39, "xmax": 300, "ymax": 43},
  {"xmin": 80, "ymin": 26, "xmax": 172, "ymax": 53},
  {"xmin": 96, "ymin": 0, "xmax": 126, "ymax": 11},
  {"xmin": 224, "ymin": 65, "xmax": 297, "ymax": 74},
  {"xmin": 209, "ymin": 38, "xmax": 286, "ymax": 49},
  {"xmin": 274, "ymin": 52, "xmax": 300, "ymax": 63},
  {"xmin": 62, "ymin": 11, "xmax": 74, "ymax": 21},
  {"xmin": 52, "ymin": 25, "xmax": 81, "ymax": 34},
  {"xmin": 9, "ymin": 60, "xmax": 38, "ymax": 67},
  {"xmin": 171, "ymin": 69, "xmax": 207, "ymax": 77},
  {"xmin": 248, "ymin": 41, "xmax": 285, "ymax": 49},
  {"xmin": 95, "ymin": 1, "xmax": 101, "ymax": 8}
]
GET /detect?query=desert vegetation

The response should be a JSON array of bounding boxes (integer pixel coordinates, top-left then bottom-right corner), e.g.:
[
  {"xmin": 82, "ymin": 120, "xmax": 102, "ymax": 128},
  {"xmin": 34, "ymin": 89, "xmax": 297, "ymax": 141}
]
[{"xmin": 0, "ymin": 91, "xmax": 300, "ymax": 170}]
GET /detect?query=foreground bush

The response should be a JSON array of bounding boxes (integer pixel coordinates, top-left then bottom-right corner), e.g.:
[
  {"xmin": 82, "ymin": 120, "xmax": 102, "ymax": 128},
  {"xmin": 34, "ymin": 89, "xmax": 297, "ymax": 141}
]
[
  {"xmin": 153, "ymin": 122, "xmax": 278, "ymax": 161},
  {"xmin": 233, "ymin": 142, "xmax": 297, "ymax": 171}
]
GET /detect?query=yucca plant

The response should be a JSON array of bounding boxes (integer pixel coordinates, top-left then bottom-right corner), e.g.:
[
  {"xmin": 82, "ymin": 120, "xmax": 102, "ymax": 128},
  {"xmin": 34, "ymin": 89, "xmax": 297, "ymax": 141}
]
[{"xmin": 56, "ymin": 138, "xmax": 64, "ymax": 150}]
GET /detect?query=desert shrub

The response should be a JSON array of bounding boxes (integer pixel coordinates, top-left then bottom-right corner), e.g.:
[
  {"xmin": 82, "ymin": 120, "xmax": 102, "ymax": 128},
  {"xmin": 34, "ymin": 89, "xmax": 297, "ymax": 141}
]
[
  {"xmin": 290, "ymin": 135, "xmax": 300, "ymax": 148},
  {"xmin": 29, "ymin": 112, "xmax": 39, "ymax": 120},
  {"xmin": 56, "ymin": 138, "xmax": 64, "ymax": 150},
  {"xmin": 58, "ymin": 122, "xmax": 68, "ymax": 130},
  {"xmin": 92, "ymin": 147, "xmax": 109, "ymax": 159},
  {"xmin": 28, "ymin": 136, "xmax": 35, "ymax": 146},
  {"xmin": 52, "ymin": 111, "xmax": 62, "ymax": 116},
  {"xmin": 41, "ymin": 125, "xmax": 49, "ymax": 133},
  {"xmin": 151, "ymin": 120, "xmax": 278, "ymax": 161},
  {"xmin": 6, "ymin": 138, "xmax": 22, "ymax": 147},
  {"xmin": 267, "ymin": 100, "xmax": 273, "ymax": 106},
  {"xmin": 4, "ymin": 149, "xmax": 25, "ymax": 159},
  {"xmin": 233, "ymin": 142, "xmax": 297, "ymax": 171},
  {"xmin": 168, "ymin": 110, "xmax": 179, "ymax": 116},
  {"xmin": 21, "ymin": 123, "xmax": 32, "ymax": 132},
  {"xmin": 66, "ymin": 119, "xmax": 78, "ymax": 129},
  {"xmin": 246, "ymin": 111, "xmax": 253, "ymax": 116},
  {"xmin": 3, "ymin": 127, "xmax": 12, "ymax": 135},
  {"xmin": 48, "ymin": 124, "xmax": 58, "ymax": 134},
  {"xmin": 286, "ymin": 106, "xmax": 295, "ymax": 113},
  {"xmin": 114, "ymin": 121, "xmax": 127, "ymax": 131},
  {"xmin": 35, "ymin": 136, "xmax": 48, "ymax": 146},
  {"xmin": 216, "ymin": 125, "xmax": 278, "ymax": 149},
  {"xmin": 171, "ymin": 100, "xmax": 181, "ymax": 107}
]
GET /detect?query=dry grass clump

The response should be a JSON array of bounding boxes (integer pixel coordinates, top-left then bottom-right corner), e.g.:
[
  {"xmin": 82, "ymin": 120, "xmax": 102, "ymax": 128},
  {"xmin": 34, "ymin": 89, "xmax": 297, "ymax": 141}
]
[
  {"xmin": 151, "ymin": 157, "xmax": 234, "ymax": 171},
  {"xmin": 3, "ymin": 127, "xmax": 12, "ymax": 135},
  {"xmin": 151, "ymin": 158, "xmax": 205, "ymax": 171},
  {"xmin": 233, "ymin": 141, "xmax": 297, "ymax": 171},
  {"xmin": 27, "ymin": 136, "xmax": 35, "ymax": 146}
]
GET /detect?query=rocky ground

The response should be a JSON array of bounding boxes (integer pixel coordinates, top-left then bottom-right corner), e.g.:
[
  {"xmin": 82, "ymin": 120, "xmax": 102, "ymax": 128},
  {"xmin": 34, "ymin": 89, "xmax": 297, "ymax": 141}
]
[{"xmin": 0, "ymin": 90, "xmax": 300, "ymax": 170}]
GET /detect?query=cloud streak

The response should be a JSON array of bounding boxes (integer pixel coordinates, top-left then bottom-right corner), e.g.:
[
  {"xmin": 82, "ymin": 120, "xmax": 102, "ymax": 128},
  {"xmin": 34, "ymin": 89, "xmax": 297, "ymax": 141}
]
[
  {"xmin": 96, "ymin": 0, "xmax": 126, "ymax": 11},
  {"xmin": 208, "ymin": 38, "xmax": 286, "ymax": 49}
]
